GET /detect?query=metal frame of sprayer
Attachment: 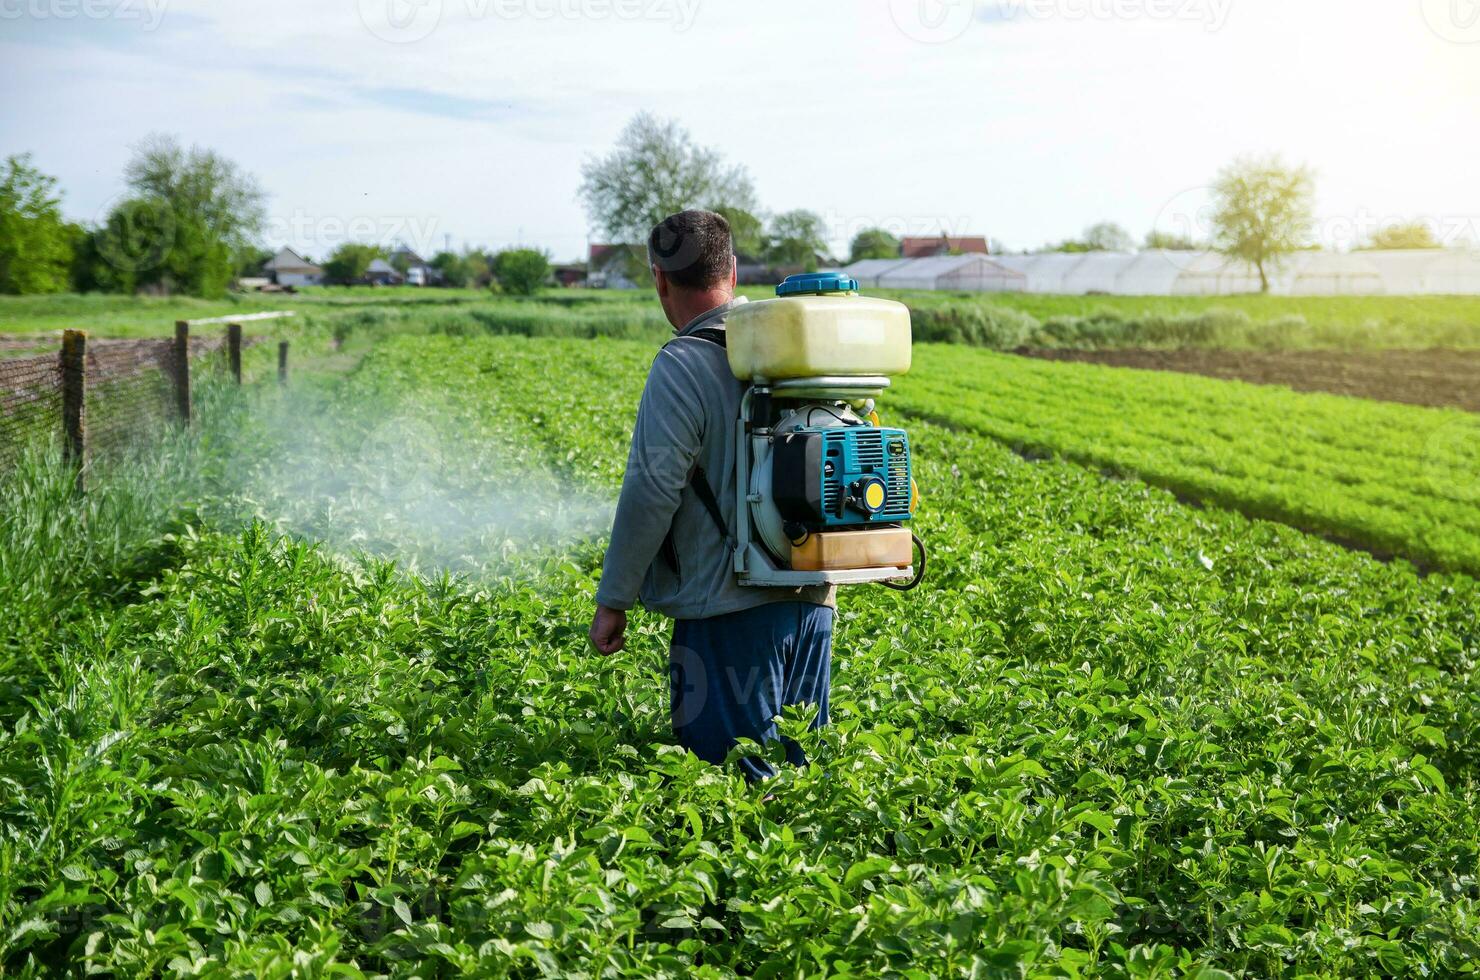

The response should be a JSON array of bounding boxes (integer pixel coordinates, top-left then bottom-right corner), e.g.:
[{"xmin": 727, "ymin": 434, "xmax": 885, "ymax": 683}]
[{"xmin": 732, "ymin": 375, "xmax": 918, "ymax": 588}]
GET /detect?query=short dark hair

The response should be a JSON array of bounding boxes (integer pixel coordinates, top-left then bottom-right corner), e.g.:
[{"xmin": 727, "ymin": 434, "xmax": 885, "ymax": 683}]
[{"xmin": 648, "ymin": 209, "xmax": 733, "ymax": 289}]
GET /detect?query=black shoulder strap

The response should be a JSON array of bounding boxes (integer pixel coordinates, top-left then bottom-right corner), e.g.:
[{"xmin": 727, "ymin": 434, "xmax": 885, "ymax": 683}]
[
  {"xmin": 689, "ymin": 467, "xmax": 730, "ymax": 541},
  {"xmin": 657, "ymin": 325, "xmax": 733, "ymax": 575},
  {"xmin": 678, "ymin": 325, "xmax": 727, "ymax": 349}
]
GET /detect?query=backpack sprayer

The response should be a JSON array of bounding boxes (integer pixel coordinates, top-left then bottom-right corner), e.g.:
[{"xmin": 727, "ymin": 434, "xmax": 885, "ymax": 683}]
[{"xmin": 724, "ymin": 273, "xmax": 924, "ymax": 591}]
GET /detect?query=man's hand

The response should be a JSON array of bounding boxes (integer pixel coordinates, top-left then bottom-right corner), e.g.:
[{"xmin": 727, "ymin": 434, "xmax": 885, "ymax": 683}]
[{"xmin": 589, "ymin": 605, "xmax": 628, "ymax": 656}]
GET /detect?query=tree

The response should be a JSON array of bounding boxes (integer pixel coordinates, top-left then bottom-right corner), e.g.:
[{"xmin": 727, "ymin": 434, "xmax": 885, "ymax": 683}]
[
  {"xmin": 492, "ymin": 248, "xmax": 550, "ymax": 295},
  {"xmin": 94, "ymin": 134, "xmax": 267, "ymax": 297},
  {"xmin": 323, "ymin": 243, "xmax": 385, "ymax": 285},
  {"xmin": 0, "ymin": 154, "xmax": 73, "ymax": 294},
  {"xmin": 849, "ymin": 228, "xmax": 901, "ymax": 262},
  {"xmin": 1145, "ymin": 229, "xmax": 1199, "ymax": 250},
  {"xmin": 463, "ymin": 250, "xmax": 494, "ymax": 289},
  {"xmin": 1210, "ymin": 155, "xmax": 1315, "ymax": 293},
  {"xmin": 1083, "ymin": 222, "xmax": 1134, "ymax": 252},
  {"xmin": 766, "ymin": 210, "xmax": 829, "ymax": 270},
  {"xmin": 1361, "ymin": 221, "xmax": 1442, "ymax": 250},
  {"xmin": 578, "ymin": 113, "xmax": 758, "ymax": 247},
  {"xmin": 429, "ymin": 250, "xmax": 471, "ymax": 287},
  {"xmin": 713, "ymin": 205, "xmax": 766, "ymax": 259}
]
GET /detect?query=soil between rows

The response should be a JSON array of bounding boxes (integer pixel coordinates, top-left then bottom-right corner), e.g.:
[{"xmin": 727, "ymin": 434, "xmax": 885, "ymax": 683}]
[{"xmin": 1014, "ymin": 347, "xmax": 1480, "ymax": 413}]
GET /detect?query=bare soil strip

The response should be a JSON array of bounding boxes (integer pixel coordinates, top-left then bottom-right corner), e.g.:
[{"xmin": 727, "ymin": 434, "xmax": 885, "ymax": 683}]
[{"xmin": 1015, "ymin": 348, "xmax": 1480, "ymax": 413}]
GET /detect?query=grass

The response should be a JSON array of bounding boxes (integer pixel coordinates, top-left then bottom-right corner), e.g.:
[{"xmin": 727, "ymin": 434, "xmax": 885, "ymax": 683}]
[
  {"xmin": 7, "ymin": 287, "xmax": 1480, "ymax": 351},
  {"xmin": 1, "ymin": 335, "xmax": 1476, "ymax": 974}
]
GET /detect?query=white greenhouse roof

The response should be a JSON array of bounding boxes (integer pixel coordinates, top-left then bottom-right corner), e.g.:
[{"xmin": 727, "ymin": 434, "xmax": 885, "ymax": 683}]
[{"xmin": 847, "ymin": 249, "xmax": 1480, "ymax": 295}]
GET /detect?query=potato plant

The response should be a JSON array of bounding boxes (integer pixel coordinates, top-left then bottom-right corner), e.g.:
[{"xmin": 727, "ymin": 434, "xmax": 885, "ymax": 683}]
[{"xmin": 1, "ymin": 336, "xmax": 1476, "ymax": 976}]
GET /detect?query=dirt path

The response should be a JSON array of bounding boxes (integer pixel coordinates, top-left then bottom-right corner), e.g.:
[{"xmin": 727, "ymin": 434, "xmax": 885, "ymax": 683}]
[{"xmin": 1015, "ymin": 348, "xmax": 1480, "ymax": 413}]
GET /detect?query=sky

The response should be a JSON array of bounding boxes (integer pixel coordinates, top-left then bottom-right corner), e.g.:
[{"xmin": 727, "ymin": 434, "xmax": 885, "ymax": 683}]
[{"xmin": 3, "ymin": 0, "xmax": 1479, "ymax": 261}]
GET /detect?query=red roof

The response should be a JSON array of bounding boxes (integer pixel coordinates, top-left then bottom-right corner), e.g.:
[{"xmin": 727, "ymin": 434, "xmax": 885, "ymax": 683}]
[{"xmin": 900, "ymin": 235, "xmax": 990, "ymax": 258}]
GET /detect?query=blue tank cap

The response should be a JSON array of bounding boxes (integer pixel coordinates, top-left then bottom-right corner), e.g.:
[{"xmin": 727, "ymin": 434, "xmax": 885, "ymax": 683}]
[{"xmin": 776, "ymin": 272, "xmax": 858, "ymax": 297}]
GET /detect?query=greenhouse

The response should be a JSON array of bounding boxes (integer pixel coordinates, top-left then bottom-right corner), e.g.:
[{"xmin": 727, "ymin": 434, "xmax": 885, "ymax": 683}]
[
  {"xmin": 843, "ymin": 255, "xmax": 1025, "ymax": 292},
  {"xmin": 843, "ymin": 249, "xmax": 1480, "ymax": 295}
]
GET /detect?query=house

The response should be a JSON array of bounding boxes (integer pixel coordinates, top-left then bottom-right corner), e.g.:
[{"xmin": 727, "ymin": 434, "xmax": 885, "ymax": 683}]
[
  {"xmin": 390, "ymin": 244, "xmax": 440, "ymax": 286},
  {"xmin": 262, "ymin": 247, "xmax": 324, "ymax": 287},
  {"xmin": 552, "ymin": 263, "xmax": 588, "ymax": 287},
  {"xmin": 900, "ymin": 234, "xmax": 991, "ymax": 258},
  {"xmin": 365, "ymin": 258, "xmax": 403, "ymax": 286}
]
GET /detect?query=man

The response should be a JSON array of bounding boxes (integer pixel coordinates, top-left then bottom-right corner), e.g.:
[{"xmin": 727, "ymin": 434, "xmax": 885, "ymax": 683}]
[{"xmin": 588, "ymin": 209, "xmax": 834, "ymax": 782}]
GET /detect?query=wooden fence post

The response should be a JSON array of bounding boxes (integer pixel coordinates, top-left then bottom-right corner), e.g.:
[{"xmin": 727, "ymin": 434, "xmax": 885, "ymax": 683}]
[
  {"xmin": 278, "ymin": 340, "xmax": 289, "ymax": 385},
  {"xmin": 61, "ymin": 329, "xmax": 87, "ymax": 494},
  {"xmin": 227, "ymin": 323, "xmax": 242, "ymax": 384},
  {"xmin": 173, "ymin": 320, "xmax": 191, "ymax": 423}
]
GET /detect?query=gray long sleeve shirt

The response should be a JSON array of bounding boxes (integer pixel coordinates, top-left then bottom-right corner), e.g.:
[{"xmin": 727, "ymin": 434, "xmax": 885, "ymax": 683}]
[{"xmin": 595, "ymin": 298, "xmax": 834, "ymax": 620}]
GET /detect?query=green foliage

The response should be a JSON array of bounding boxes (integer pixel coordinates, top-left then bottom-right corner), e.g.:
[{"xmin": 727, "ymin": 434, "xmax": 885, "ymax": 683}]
[
  {"xmin": 894, "ymin": 346, "xmax": 1480, "ymax": 574},
  {"xmin": 1361, "ymin": 221, "xmax": 1443, "ymax": 250},
  {"xmin": 849, "ymin": 228, "xmax": 902, "ymax": 262},
  {"xmin": 0, "ymin": 154, "xmax": 73, "ymax": 295},
  {"xmin": 712, "ymin": 206, "xmax": 765, "ymax": 259},
  {"xmin": 578, "ymin": 113, "xmax": 758, "ymax": 245},
  {"xmin": 0, "ymin": 335, "xmax": 1476, "ymax": 975},
  {"xmin": 1144, "ymin": 229, "xmax": 1200, "ymax": 250},
  {"xmin": 1210, "ymin": 155, "xmax": 1316, "ymax": 293},
  {"xmin": 1082, "ymin": 222, "xmax": 1134, "ymax": 252},
  {"xmin": 766, "ymin": 209, "xmax": 829, "ymax": 270},
  {"xmin": 323, "ymin": 243, "xmax": 387, "ymax": 286},
  {"xmin": 427, "ymin": 250, "xmax": 471, "ymax": 288},
  {"xmin": 491, "ymin": 248, "xmax": 551, "ymax": 296},
  {"xmin": 91, "ymin": 134, "xmax": 267, "ymax": 298}
]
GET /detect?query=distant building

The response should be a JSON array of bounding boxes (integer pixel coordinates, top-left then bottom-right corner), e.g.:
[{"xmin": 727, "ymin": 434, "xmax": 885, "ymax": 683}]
[
  {"xmin": 365, "ymin": 258, "xmax": 403, "ymax": 286},
  {"xmin": 552, "ymin": 263, "xmax": 588, "ymax": 287},
  {"xmin": 588, "ymin": 243, "xmax": 643, "ymax": 289},
  {"xmin": 262, "ymin": 247, "xmax": 324, "ymax": 287},
  {"xmin": 846, "ymin": 255, "xmax": 1025, "ymax": 292},
  {"xmin": 390, "ymin": 245, "xmax": 440, "ymax": 286},
  {"xmin": 900, "ymin": 235, "xmax": 991, "ymax": 258}
]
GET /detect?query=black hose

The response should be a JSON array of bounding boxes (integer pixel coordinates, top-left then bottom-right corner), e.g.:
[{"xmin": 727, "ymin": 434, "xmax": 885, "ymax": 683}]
[{"xmin": 881, "ymin": 532, "xmax": 926, "ymax": 592}]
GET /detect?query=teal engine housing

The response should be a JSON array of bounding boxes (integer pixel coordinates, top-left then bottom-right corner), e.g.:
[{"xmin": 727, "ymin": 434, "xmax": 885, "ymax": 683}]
[{"xmin": 770, "ymin": 424, "xmax": 913, "ymax": 531}]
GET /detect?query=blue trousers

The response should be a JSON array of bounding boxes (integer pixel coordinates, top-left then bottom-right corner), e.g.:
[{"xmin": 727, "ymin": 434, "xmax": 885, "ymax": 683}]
[{"xmin": 669, "ymin": 601, "xmax": 834, "ymax": 782}]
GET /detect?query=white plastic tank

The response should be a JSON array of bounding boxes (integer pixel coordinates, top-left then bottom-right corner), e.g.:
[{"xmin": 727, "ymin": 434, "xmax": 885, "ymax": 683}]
[{"xmin": 725, "ymin": 274, "xmax": 912, "ymax": 381}]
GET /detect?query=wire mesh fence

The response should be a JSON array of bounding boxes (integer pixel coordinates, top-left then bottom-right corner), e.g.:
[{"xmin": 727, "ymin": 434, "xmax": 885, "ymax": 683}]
[
  {"xmin": 0, "ymin": 319, "xmax": 288, "ymax": 481},
  {"xmin": 0, "ymin": 352, "xmax": 64, "ymax": 464}
]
